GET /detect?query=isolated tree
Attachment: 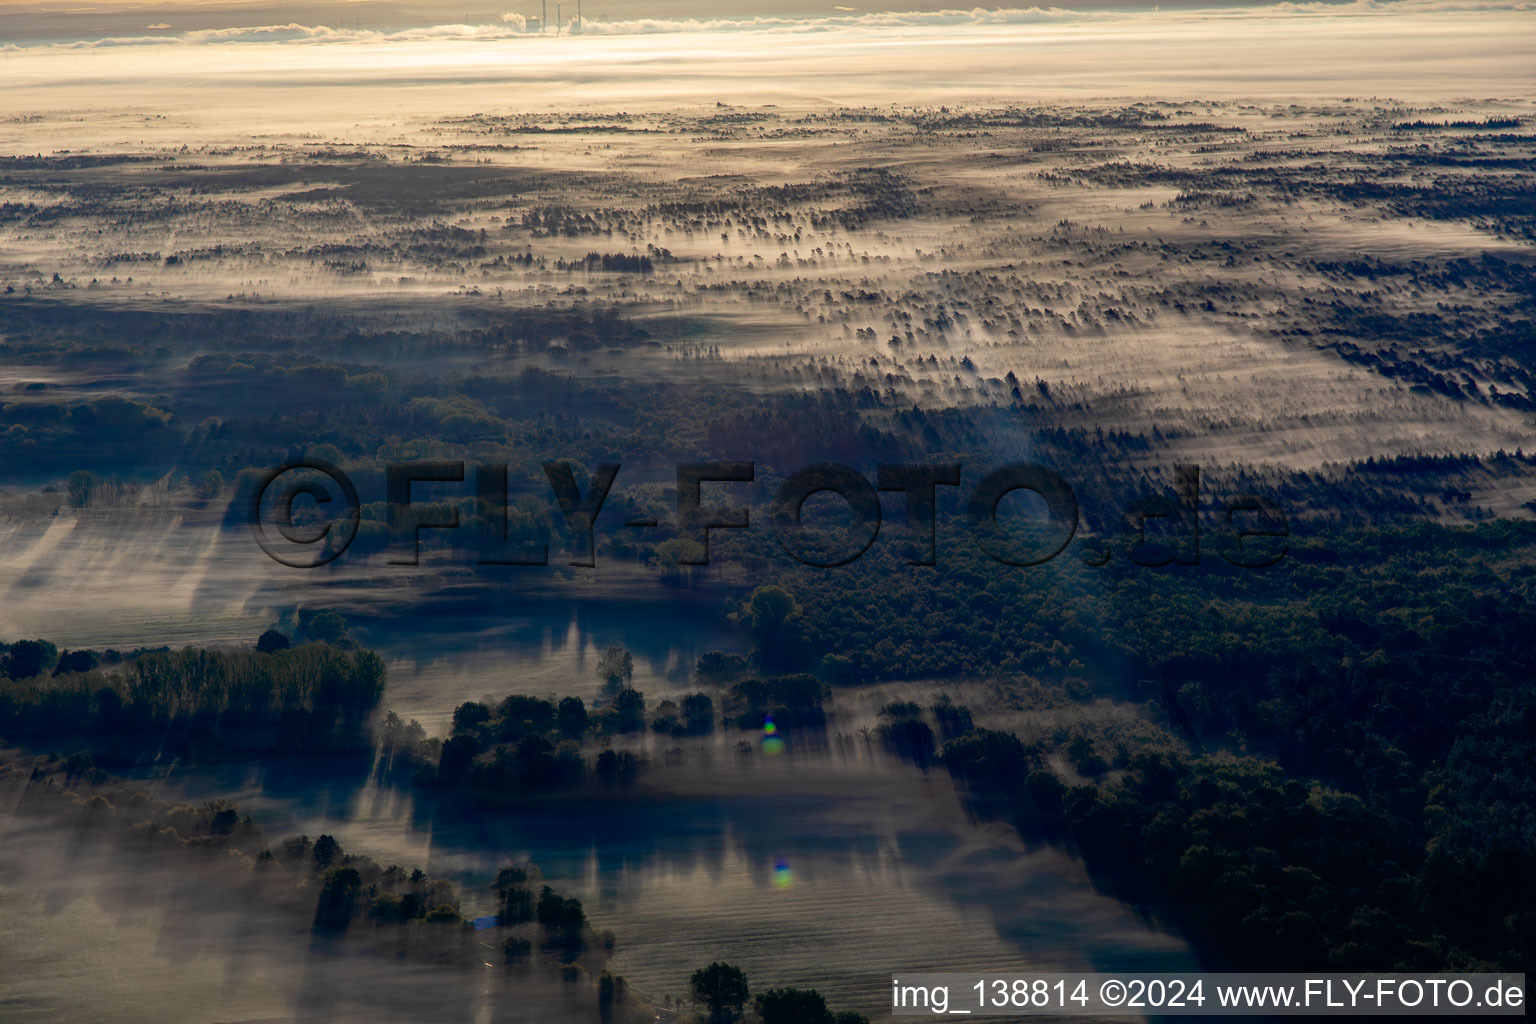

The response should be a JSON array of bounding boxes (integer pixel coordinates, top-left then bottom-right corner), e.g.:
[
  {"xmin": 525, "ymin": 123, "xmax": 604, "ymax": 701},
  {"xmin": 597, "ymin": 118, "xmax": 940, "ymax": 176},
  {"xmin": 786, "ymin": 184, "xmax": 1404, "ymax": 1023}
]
[
  {"xmin": 746, "ymin": 585, "xmax": 799, "ymax": 641},
  {"xmin": 3, "ymin": 639, "xmax": 59, "ymax": 679},
  {"xmin": 499, "ymin": 886, "xmax": 534, "ymax": 925},
  {"xmin": 596, "ymin": 645, "xmax": 634, "ymax": 688},
  {"xmin": 66, "ymin": 470, "xmax": 97, "ymax": 508},
  {"xmin": 256, "ymin": 629, "xmax": 291, "ymax": 654},
  {"xmin": 694, "ymin": 653, "xmax": 735, "ymax": 687},
  {"xmin": 612, "ymin": 688, "xmax": 645, "ymax": 732},
  {"xmin": 536, "ymin": 885, "xmax": 562, "ymax": 927},
  {"xmin": 451, "ymin": 701, "xmax": 493, "ymax": 736},
  {"xmin": 438, "ymin": 733, "xmax": 481, "ymax": 784},
  {"xmin": 595, "ymin": 749, "xmax": 641, "ymax": 782},
  {"xmin": 743, "ymin": 585, "xmax": 808, "ymax": 669},
  {"xmin": 280, "ymin": 834, "xmax": 311, "ymax": 863},
  {"xmin": 557, "ymin": 695, "xmax": 588, "ymax": 738},
  {"xmin": 757, "ymin": 987, "xmax": 833, "ymax": 1024},
  {"xmin": 53, "ymin": 649, "xmax": 100, "ymax": 675},
  {"xmin": 690, "ymin": 962, "xmax": 749, "ymax": 1023},
  {"xmin": 653, "ymin": 537, "xmax": 705, "ymax": 583},
  {"xmin": 680, "ymin": 692, "xmax": 714, "ymax": 733},
  {"xmin": 598, "ymin": 971, "xmax": 627, "ymax": 1021},
  {"xmin": 313, "ymin": 833, "xmax": 341, "ymax": 869},
  {"xmin": 493, "ymin": 865, "xmax": 529, "ymax": 894},
  {"xmin": 306, "ymin": 610, "xmax": 348, "ymax": 643},
  {"xmin": 312, "ymin": 866, "xmax": 362, "ymax": 933}
]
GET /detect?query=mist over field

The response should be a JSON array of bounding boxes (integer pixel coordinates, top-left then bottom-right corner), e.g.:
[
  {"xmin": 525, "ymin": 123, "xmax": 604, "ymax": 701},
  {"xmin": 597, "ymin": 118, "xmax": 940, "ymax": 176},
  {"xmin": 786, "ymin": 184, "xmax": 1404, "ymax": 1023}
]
[{"xmin": 2, "ymin": 0, "xmax": 1534, "ymax": 1021}]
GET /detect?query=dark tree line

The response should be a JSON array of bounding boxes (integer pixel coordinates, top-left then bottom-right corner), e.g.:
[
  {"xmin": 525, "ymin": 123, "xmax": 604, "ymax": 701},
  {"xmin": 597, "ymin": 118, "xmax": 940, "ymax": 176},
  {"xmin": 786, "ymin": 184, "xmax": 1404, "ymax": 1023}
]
[
  {"xmin": 0, "ymin": 643, "xmax": 386, "ymax": 762},
  {"xmin": 745, "ymin": 518, "xmax": 1536, "ymax": 972}
]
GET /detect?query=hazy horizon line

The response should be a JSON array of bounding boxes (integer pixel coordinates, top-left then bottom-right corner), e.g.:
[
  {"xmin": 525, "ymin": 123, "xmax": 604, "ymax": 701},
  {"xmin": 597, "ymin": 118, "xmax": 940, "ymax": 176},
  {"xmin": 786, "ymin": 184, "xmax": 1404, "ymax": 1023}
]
[{"xmin": 7, "ymin": 0, "xmax": 1533, "ymax": 52}]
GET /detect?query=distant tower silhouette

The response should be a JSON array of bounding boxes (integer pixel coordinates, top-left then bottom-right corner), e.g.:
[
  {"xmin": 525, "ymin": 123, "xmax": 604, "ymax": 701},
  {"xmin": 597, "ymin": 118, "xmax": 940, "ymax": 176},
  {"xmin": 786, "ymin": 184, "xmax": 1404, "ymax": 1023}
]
[
  {"xmin": 575, "ymin": 0, "xmax": 582, "ymax": 34},
  {"xmin": 542, "ymin": 0, "xmax": 547, "ymax": 32},
  {"xmin": 556, "ymin": 1, "xmax": 561, "ymax": 34}
]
